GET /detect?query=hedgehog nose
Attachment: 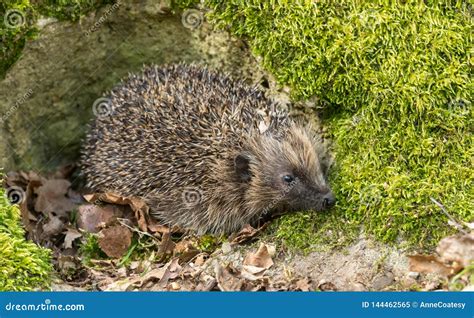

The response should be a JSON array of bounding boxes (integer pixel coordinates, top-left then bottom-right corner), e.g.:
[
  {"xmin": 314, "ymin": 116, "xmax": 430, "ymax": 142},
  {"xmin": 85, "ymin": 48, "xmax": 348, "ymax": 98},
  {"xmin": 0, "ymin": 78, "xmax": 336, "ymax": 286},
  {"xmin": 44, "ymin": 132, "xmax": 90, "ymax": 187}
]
[{"xmin": 322, "ymin": 192, "xmax": 335, "ymax": 209}]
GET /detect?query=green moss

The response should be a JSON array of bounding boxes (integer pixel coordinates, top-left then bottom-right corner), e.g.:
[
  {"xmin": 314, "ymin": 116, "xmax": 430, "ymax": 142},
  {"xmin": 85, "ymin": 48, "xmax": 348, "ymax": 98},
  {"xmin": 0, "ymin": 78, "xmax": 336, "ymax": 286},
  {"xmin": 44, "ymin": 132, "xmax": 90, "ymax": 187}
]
[
  {"xmin": 78, "ymin": 233, "xmax": 106, "ymax": 265},
  {"xmin": 35, "ymin": 0, "xmax": 115, "ymax": 21},
  {"xmin": 0, "ymin": 0, "xmax": 115, "ymax": 78},
  {"xmin": 171, "ymin": 0, "xmax": 200, "ymax": 11},
  {"xmin": 0, "ymin": 185, "xmax": 52, "ymax": 291},
  {"xmin": 449, "ymin": 264, "xmax": 474, "ymax": 291},
  {"xmin": 0, "ymin": 1, "xmax": 38, "ymax": 78},
  {"xmin": 190, "ymin": 0, "xmax": 473, "ymax": 249},
  {"xmin": 270, "ymin": 211, "xmax": 359, "ymax": 252},
  {"xmin": 197, "ymin": 234, "xmax": 225, "ymax": 253}
]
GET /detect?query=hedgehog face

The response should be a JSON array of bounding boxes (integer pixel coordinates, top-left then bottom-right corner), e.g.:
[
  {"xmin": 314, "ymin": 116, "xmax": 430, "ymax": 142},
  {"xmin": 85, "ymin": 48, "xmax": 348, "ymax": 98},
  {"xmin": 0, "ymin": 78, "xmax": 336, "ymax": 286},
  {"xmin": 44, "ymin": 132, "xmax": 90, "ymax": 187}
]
[
  {"xmin": 276, "ymin": 125, "xmax": 335, "ymax": 212},
  {"xmin": 275, "ymin": 169, "xmax": 335, "ymax": 212},
  {"xmin": 238, "ymin": 124, "xmax": 335, "ymax": 215}
]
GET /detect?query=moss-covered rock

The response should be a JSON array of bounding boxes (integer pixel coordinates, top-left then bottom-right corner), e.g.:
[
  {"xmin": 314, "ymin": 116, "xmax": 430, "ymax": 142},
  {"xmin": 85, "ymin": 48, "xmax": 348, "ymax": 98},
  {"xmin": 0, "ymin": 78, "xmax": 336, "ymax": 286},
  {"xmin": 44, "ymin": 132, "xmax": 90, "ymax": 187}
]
[
  {"xmin": 1, "ymin": 0, "xmax": 116, "ymax": 78},
  {"xmin": 0, "ymin": 1, "xmax": 263, "ymax": 171},
  {"xmin": 196, "ymin": 0, "xmax": 473, "ymax": 248},
  {"xmin": 0, "ymin": 185, "xmax": 52, "ymax": 291}
]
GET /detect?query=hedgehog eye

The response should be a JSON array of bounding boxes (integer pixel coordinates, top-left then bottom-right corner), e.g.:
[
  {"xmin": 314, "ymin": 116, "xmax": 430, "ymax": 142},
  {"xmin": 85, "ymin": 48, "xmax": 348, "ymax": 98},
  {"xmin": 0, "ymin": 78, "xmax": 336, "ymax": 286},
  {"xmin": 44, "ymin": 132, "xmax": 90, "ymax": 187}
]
[{"xmin": 282, "ymin": 175, "xmax": 295, "ymax": 183}]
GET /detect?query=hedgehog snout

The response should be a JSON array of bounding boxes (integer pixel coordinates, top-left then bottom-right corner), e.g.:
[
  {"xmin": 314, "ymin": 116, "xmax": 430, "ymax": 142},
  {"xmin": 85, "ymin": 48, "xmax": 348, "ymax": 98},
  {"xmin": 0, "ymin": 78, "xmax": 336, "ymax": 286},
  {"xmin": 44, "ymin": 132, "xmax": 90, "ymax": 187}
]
[{"xmin": 322, "ymin": 191, "xmax": 336, "ymax": 209}]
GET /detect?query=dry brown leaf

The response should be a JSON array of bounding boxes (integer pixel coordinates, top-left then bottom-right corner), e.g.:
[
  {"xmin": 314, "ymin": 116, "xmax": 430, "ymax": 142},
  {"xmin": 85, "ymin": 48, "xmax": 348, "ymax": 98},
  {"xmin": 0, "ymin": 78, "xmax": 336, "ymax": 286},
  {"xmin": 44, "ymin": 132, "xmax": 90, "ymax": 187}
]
[
  {"xmin": 229, "ymin": 223, "xmax": 267, "ymax": 245},
  {"xmin": 18, "ymin": 188, "xmax": 36, "ymax": 228},
  {"xmin": 437, "ymin": 233, "xmax": 474, "ymax": 267},
  {"xmin": 158, "ymin": 258, "xmax": 182, "ymax": 288},
  {"xmin": 98, "ymin": 225, "xmax": 132, "ymax": 258},
  {"xmin": 195, "ymin": 274, "xmax": 217, "ymax": 291},
  {"xmin": 76, "ymin": 204, "xmax": 119, "ymax": 233},
  {"xmin": 318, "ymin": 279, "xmax": 337, "ymax": 291},
  {"xmin": 4, "ymin": 170, "xmax": 41, "ymax": 188},
  {"xmin": 83, "ymin": 193, "xmax": 150, "ymax": 232},
  {"xmin": 18, "ymin": 179, "xmax": 43, "ymax": 239},
  {"xmin": 128, "ymin": 197, "xmax": 149, "ymax": 231},
  {"xmin": 216, "ymin": 264, "xmax": 243, "ymax": 291},
  {"xmin": 168, "ymin": 282, "xmax": 181, "ymax": 291},
  {"xmin": 104, "ymin": 264, "xmax": 170, "ymax": 291},
  {"xmin": 174, "ymin": 240, "xmax": 200, "ymax": 262},
  {"xmin": 138, "ymin": 267, "xmax": 168, "ymax": 286},
  {"xmin": 194, "ymin": 253, "xmax": 208, "ymax": 266},
  {"xmin": 295, "ymin": 278, "xmax": 312, "ymax": 291},
  {"xmin": 147, "ymin": 222, "xmax": 183, "ymax": 234},
  {"xmin": 243, "ymin": 243, "xmax": 274, "ymax": 269},
  {"xmin": 42, "ymin": 214, "xmax": 65, "ymax": 238},
  {"xmin": 159, "ymin": 232, "xmax": 176, "ymax": 256},
  {"xmin": 130, "ymin": 260, "xmax": 152, "ymax": 274},
  {"xmin": 83, "ymin": 192, "xmax": 123, "ymax": 204},
  {"xmin": 408, "ymin": 255, "xmax": 460, "ymax": 277},
  {"xmin": 63, "ymin": 228, "xmax": 82, "ymax": 249},
  {"xmin": 120, "ymin": 258, "xmax": 187, "ymax": 291},
  {"xmin": 103, "ymin": 279, "xmax": 135, "ymax": 291},
  {"xmin": 34, "ymin": 179, "xmax": 76, "ymax": 216},
  {"xmin": 57, "ymin": 255, "xmax": 81, "ymax": 279},
  {"xmin": 241, "ymin": 265, "xmax": 266, "ymax": 281}
]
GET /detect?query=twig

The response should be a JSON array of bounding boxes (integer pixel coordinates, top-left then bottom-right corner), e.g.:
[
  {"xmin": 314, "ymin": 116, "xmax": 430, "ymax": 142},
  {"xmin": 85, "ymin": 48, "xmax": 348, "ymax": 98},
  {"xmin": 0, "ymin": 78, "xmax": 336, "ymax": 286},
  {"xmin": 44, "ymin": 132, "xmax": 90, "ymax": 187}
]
[
  {"xmin": 116, "ymin": 218, "xmax": 160, "ymax": 241},
  {"xmin": 429, "ymin": 197, "xmax": 468, "ymax": 234}
]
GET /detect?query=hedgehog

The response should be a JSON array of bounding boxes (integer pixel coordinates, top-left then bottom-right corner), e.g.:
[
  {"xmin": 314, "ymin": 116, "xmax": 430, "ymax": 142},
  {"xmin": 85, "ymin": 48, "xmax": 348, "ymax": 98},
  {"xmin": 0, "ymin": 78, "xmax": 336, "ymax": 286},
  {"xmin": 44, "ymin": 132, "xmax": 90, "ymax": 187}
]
[{"xmin": 81, "ymin": 64, "xmax": 335, "ymax": 234}]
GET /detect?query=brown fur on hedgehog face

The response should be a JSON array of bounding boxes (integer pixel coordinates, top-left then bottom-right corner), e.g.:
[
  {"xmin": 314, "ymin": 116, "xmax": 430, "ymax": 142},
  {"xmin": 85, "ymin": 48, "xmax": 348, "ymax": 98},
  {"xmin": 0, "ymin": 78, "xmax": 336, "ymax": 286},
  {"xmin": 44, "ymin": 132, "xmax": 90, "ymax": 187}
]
[{"xmin": 237, "ymin": 124, "xmax": 335, "ymax": 218}]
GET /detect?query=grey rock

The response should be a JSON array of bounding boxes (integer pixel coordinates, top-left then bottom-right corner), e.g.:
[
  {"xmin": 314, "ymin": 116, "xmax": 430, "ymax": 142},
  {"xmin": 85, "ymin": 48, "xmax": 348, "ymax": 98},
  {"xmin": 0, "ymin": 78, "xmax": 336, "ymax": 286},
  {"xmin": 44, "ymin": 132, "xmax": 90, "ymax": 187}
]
[{"xmin": 0, "ymin": 2, "xmax": 262, "ymax": 171}]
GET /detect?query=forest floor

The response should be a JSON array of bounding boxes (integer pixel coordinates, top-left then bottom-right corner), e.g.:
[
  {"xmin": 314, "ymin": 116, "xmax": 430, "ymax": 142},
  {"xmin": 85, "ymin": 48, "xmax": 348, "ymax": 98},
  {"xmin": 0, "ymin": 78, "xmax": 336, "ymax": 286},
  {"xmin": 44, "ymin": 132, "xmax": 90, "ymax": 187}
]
[{"xmin": 4, "ymin": 168, "xmax": 473, "ymax": 292}]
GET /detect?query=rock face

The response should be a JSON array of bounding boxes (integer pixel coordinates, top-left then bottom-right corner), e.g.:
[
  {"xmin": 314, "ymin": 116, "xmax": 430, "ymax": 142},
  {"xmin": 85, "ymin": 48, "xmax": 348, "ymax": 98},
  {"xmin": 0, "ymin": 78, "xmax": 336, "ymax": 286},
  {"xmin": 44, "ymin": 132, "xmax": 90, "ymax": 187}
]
[{"xmin": 0, "ymin": 2, "xmax": 263, "ymax": 171}]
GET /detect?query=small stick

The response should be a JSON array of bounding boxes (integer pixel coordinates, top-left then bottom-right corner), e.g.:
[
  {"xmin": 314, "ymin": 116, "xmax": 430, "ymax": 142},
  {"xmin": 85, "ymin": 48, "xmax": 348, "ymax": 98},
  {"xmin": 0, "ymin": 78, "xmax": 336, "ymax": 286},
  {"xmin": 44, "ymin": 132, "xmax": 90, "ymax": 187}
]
[
  {"xmin": 429, "ymin": 197, "xmax": 468, "ymax": 234},
  {"xmin": 116, "ymin": 218, "xmax": 160, "ymax": 241}
]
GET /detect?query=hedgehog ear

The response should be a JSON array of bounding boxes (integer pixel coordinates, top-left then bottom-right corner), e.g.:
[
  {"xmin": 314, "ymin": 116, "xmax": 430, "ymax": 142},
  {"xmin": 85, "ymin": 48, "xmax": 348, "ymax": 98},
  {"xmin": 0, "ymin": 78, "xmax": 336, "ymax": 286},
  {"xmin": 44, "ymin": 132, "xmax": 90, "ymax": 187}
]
[{"xmin": 234, "ymin": 153, "xmax": 251, "ymax": 182}]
